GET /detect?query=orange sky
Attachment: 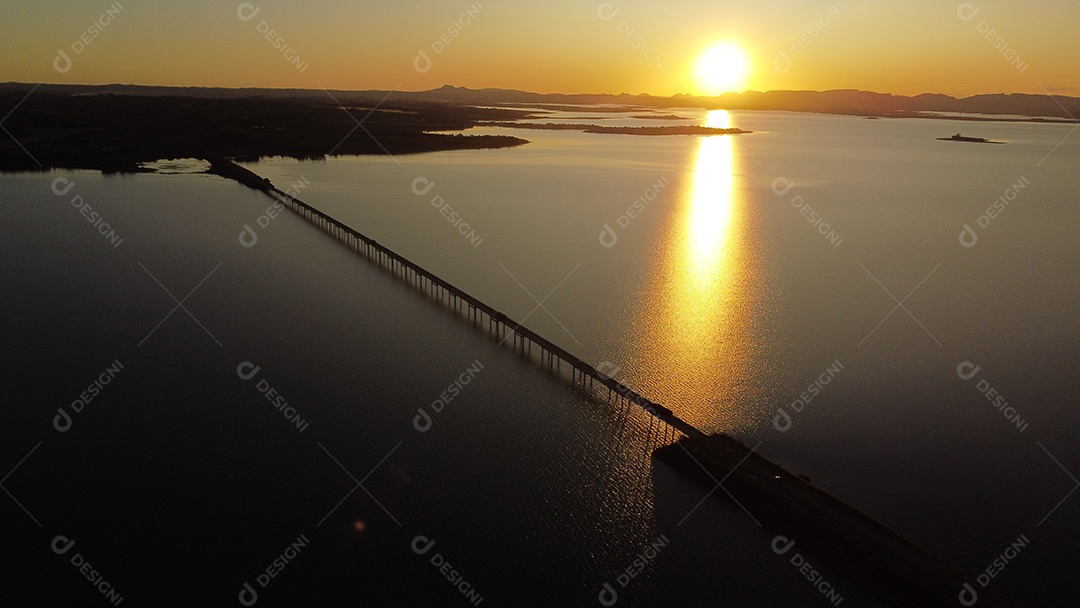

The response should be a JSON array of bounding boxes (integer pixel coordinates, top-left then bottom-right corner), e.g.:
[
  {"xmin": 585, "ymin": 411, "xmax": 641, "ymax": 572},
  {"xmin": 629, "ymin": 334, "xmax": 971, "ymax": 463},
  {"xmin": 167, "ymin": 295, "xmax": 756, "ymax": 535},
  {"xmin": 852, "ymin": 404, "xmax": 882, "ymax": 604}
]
[{"xmin": 2, "ymin": 1, "xmax": 1076, "ymax": 98}]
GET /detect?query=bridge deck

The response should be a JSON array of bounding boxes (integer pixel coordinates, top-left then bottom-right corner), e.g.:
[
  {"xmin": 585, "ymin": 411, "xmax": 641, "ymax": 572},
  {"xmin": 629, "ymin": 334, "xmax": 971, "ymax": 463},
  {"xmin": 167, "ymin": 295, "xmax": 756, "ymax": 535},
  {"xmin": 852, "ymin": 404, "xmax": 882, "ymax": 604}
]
[
  {"xmin": 230, "ymin": 165, "xmax": 1022, "ymax": 608},
  {"xmin": 248, "ymin": 178, "xmax": 700, "ymax": 442}
]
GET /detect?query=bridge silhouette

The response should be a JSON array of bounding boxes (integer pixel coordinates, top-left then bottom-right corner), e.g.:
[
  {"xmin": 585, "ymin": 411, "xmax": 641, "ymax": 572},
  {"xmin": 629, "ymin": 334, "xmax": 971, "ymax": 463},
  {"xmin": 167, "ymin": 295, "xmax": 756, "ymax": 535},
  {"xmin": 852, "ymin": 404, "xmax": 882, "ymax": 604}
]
[
  {"xmin": 227, "ymin": 167, "xmax": 1021, "ymax": 607},
  {"xmin": 258, "ymin": 180, "xmax": 703, "ymax": 444}
]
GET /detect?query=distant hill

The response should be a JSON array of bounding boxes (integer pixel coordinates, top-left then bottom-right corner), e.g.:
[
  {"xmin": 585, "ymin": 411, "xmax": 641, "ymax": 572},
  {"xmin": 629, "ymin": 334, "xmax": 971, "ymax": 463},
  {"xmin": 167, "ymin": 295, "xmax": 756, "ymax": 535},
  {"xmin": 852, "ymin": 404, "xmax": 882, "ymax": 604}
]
[
  {"xmin": 697, "ymin": 89, "xmax": 1080, "ymax": 119},
  {"xmin": 2, "ymin": 82, "xmax": 1078, "ymax": 120}
]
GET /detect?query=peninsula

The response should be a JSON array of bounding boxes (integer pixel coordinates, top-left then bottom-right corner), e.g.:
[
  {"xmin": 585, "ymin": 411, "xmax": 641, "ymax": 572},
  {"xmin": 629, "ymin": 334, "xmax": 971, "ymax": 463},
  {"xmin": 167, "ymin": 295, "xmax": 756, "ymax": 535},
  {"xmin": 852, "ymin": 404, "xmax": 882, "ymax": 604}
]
[{"xmin": 0, "ymin": 88, "xmax": 529, "ymax": 174}]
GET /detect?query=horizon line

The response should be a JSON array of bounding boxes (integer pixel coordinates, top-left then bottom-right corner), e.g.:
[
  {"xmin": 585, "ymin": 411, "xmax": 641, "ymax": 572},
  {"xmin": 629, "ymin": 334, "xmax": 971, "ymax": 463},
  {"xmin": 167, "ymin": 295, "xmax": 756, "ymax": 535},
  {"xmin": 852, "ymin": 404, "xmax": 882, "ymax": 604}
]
[{"xmin": 3, "ymin": 80, "xmax": 1078, "ymax": 102}]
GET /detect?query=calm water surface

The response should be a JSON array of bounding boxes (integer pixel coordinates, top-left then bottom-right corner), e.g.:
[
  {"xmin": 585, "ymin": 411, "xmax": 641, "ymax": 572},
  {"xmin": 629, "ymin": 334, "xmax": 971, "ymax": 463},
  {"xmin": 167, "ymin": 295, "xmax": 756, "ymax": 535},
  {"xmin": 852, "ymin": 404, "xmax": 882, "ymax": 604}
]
[
  {"xmin": 244, "ymin": 108, "xmax": 1080, "ymax": 604},
  {"xmin": 2, "ymin": 168, "xmax": 871, "ymax": 606},
  {"xmin": 2, "ymin": 108, "xmax": 1076, "ymax": 606}
]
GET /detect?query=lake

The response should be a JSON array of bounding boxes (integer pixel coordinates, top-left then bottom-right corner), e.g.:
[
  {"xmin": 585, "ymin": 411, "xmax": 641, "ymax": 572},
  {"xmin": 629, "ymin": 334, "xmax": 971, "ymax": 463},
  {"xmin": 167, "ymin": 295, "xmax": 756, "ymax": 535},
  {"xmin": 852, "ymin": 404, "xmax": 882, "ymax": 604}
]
[{"xmin": 2, "ymin": 107, "xmax": 1076, "ymax": 606}]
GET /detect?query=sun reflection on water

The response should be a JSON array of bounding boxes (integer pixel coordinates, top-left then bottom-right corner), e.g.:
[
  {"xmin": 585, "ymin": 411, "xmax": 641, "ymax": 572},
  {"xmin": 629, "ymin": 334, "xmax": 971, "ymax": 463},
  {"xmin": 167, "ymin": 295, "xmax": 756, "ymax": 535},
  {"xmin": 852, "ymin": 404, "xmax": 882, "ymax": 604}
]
[{"xmin": 628, "ymin": 109, "xmax": 758, "ymax": 433}]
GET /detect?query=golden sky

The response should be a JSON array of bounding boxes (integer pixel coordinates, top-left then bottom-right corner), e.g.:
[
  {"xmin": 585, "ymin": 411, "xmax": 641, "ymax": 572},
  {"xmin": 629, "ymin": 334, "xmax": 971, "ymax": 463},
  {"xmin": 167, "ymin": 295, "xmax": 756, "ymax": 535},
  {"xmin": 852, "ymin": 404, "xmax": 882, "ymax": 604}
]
[{"xmin": 2, "ymin": 1, "xmax": 1077, "ymax": 97}]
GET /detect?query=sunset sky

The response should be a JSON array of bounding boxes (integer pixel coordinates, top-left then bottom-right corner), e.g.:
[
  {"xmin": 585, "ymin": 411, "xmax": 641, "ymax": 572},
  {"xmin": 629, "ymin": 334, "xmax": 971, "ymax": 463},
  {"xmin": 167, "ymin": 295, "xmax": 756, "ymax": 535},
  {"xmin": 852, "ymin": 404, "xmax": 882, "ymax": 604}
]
[{"xmin": 3, "ymin": 0, "xmax": 1078, "ymax": 97}]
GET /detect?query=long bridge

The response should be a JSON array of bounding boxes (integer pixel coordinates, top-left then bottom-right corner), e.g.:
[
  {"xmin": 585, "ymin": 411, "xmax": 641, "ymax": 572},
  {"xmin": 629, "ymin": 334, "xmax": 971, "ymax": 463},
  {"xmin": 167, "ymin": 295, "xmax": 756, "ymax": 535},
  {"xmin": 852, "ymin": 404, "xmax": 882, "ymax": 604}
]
[
  {"xmin": 227, "ymin": 164, "xmax": 703, "ymax": 444},
  {"xmin": 221, "ymin": 160, "xmax": 1022, "ymax": 608}
]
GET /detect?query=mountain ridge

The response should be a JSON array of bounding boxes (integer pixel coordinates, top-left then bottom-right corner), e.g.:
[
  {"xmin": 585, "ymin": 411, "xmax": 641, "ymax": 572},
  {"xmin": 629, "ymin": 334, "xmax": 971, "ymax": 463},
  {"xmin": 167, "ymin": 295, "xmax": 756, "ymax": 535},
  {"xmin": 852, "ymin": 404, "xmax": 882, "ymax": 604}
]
[{"xmin": 2, "ymin": 82, "xmax": 1077, "ymax": 120}]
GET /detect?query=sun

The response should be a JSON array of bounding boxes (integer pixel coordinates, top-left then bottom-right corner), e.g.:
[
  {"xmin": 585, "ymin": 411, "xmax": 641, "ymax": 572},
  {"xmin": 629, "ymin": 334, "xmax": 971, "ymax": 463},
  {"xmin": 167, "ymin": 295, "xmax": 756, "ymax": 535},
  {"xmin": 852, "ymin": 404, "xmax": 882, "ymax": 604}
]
[{"xmin": 696, "ymin": 43, "xmax": 749, "ymax": 94}]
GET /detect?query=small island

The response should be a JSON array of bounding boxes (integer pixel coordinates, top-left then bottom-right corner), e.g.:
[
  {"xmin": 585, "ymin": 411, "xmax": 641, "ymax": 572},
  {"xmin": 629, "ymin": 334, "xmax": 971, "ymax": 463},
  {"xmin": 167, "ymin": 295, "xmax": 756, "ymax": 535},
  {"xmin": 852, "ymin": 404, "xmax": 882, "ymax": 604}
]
[{"xmin": 937, "ymin": 133, "xmax": 1005, "ymax": 144}]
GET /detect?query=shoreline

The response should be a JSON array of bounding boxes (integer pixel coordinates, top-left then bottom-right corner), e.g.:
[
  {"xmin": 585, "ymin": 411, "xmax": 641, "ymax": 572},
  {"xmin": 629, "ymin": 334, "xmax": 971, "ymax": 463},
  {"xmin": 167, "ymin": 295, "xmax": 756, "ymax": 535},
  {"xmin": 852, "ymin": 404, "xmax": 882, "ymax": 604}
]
[
  {"xmin": 4, "ymin": 87, "xmax": 1072, "ymax": 176},
  {"xmin": 0, "ymin": 91, "xmax": 529, "ymax": 174}
]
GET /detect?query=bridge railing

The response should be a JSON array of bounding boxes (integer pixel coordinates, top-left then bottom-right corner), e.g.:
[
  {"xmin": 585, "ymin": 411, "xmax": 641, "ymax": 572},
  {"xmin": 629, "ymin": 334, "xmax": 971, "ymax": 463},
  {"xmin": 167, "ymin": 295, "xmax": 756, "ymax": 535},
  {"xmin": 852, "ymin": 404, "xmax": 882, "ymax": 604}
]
[{"xmin": 266, "ymin": 185, "xmax": 702, "ymax": 443}]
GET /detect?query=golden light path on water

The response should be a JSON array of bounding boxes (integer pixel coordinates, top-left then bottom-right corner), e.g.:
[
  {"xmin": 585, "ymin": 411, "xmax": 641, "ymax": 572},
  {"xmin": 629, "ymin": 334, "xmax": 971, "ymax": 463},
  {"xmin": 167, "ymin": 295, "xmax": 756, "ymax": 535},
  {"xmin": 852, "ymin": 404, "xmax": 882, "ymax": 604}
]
[{"xmin": 627, "ymin": 110, "xmax": 759, "ymax": 434}]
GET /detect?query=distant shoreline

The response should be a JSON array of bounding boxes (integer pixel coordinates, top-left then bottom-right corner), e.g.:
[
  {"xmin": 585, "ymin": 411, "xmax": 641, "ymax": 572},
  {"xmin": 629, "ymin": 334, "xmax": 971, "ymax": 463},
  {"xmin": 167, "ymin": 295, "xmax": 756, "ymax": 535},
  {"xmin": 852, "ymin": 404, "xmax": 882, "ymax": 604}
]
[
  {"xmin": 0, "ymin": 90, "xmax": 529, "ymax": 175},
  {"xmin": 480, "ymin": 122, "xmax": 751, "ymax": 136},
  {"xmin": 3, "ymin": 83, "xmax": 1078, "ymax": 123},
  {"xmin": 862, "ymin": 110, "xmax": 1073, "ymax": 124},
  {"xmin": 1, "ymin": 83, "xmax": 1072, "ymax": 178}
]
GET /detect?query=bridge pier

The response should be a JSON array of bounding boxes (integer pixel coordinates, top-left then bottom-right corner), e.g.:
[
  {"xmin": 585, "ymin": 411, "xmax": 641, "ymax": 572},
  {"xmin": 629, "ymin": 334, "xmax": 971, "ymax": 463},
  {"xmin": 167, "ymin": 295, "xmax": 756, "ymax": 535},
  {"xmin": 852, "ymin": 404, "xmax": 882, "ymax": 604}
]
[{"xmin": 268, "ymin": 184, "xmax": 688, "ymax": 447}]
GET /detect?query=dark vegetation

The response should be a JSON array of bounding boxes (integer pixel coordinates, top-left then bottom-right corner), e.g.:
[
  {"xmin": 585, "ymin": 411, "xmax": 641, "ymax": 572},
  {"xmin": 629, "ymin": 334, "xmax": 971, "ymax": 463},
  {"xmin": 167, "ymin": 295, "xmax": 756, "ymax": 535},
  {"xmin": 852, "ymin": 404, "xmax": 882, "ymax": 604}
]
[{"xmin": 0, "ymin": 90, "xmax": 529, "ymax": 174}]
